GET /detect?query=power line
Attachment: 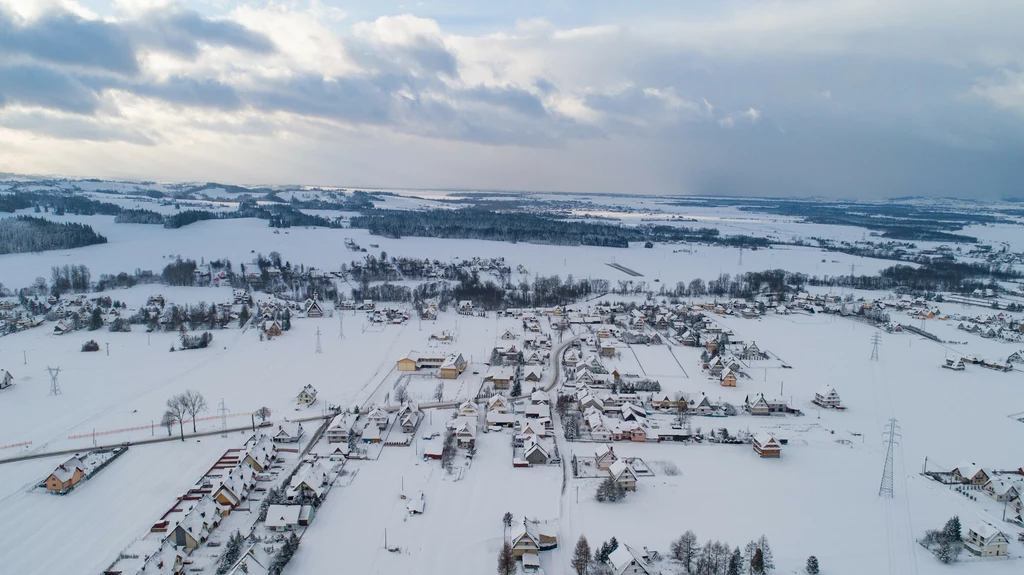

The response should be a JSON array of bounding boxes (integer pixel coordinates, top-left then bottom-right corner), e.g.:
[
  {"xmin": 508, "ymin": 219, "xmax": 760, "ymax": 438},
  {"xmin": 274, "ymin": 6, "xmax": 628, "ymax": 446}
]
[
  {"xmin": 46, "ymin": 366, "xmax": 62, "ymax": 395},
  {"xmin": 871, "ymin": 332, "xmax": 882, "ymax": 361},
  {"xmin": 879, "ymin": 418, "xmax": 901, "ymax": 498}
]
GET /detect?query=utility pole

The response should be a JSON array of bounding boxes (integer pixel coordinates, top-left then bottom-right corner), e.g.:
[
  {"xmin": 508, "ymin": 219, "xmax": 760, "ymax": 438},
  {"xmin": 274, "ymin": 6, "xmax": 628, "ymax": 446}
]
[
  {"xmin": 106, "ymin": 342, "xmax": 109, "ymax": 356},
  {"xmin": 879, "ymin": 418, "xmax": 900, "ymax": 498},
  {"xmin": 338, "ymin": 313, "xmax": 344, "ymax": 339},
  {"xmin": 315, "ymin": 327, "xmax": 322, "ymax": 354},
  {"xmin": 870, "ymin": 332, "xmax": 882, "ymax": 361}
]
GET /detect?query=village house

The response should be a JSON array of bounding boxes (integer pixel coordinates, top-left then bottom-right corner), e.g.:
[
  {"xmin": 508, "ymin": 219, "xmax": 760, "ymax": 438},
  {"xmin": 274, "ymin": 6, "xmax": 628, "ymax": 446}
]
[
  {"xmin": 396, "ymin": 351, "xmax": 447, "ymax": 372},
  {"xmin": 168, "ymin": 496, "xmax": 221, "ymax": 549},
  {"xmin": 44, "ymin": 456, "xmax": 86, "ymax": 492},
  {"xmin": 452, "ymin": 419, "xmax": 477, "ymax": 448},
  {"xmin": 720, "ymin": 368, "xmax": 738, "ymax": 387},
  {"xmin": 982, "ymin": 477, "xmax": 1021, "ymax": 502},
  {"xmin": 0, "ymin": 369, "xmax": 13, "ymax": 389},
  {"xmin": 242, "ymin": 434, "xmax": 277, "ymax": 472},
  {"xmin": 753, "ymin": 433, "xmax": 782, "ymax": 458},
  {"xmin": 304, "ymin": 295, "xmax": 324, "ymax": 318},
  {"xmin": 524, "ymin": 366, "xmax": 543, "ymax": 383},
  {"xmin": 296, "ymin": 384, "xmax": 318, "ymax": 406},
  {"xmin": 964, "ymin": 521, "xmax": 1009, "ymax": 557},
  {"xmin": 952, "ymin": 462, "xmax": 991, "ymax": 485},
  {"xmin": 399, "ymin": 404, "xmax": 421, "ymax": 433},
  {"xmin": 595, "ymin": 445, "xmax": 618, "ymax": 470},
  {"xmin": 264, "ymin": 320, "xmax": 283, "ymax": 337},
  {"xmin": 273, "ymin": 423, "xmax": 304, "ymax": 444},
  {"xmin": 326, "ymin": 413, "xmax": 357, "ymax": 444},
  {"xmin": 458, "ymin": 400, "xmax": 479, "ymax": 418},
  {"xmin": 510, "ymin": 518, "xmax": 558, "ymax": 558},
  {"xmin": 265, "ymin": 504, "xmax": 302, "ymax": 532},
  {"xmin": 366, "ymin": 407, "xmax": 390, "ymax": 430},
  {"xmin": 607, "ymin": 544, "xmax": 653, "ymax": 575},
  {"xmin": 744, "ymin": 393, "xmax": 792, "ymax": 416},
  {"xmin": 486, "ymin": 367, "xmax": 514, "ymax": 391},
  {"xmin": 813, "ymin": 385, "xmax": 842, "ymax": 409},
  {"xmin": 608, "ymin": 460, "xmax": 639, "ymax": 491},
  {"xmin": 487, "ymin": 394, "xmax": 511, "ymax": 414},
  {"xmin": 522, "ymin": 436, "xmax": 550, "ymax": 465},
  {"xmin": 439, "ymin": 353, "xmax": 468, "ymax": 379}
]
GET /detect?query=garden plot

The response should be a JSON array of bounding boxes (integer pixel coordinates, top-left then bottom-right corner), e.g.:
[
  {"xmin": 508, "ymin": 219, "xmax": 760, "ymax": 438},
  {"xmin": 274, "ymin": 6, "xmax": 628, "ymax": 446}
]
[
  {"xmin": 286, "ymin": 425, "xmax": 562, "ymax": 575},
  {"xmin": 630, "ymin": 344, "xmax": 689, "ymax": 379}
]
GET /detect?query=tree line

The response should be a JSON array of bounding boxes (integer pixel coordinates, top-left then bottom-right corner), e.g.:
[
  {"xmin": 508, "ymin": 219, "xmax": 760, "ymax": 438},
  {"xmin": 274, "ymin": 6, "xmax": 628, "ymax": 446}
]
[{"xmin": 0, "ymin": 216, "xmax": 107, "ymax": 255}]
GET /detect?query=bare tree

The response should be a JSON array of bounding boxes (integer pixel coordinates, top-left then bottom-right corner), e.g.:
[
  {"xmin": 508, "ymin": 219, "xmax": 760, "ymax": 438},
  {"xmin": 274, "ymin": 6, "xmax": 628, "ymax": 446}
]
[
  {"xmin": 394, "ymin": 382, "xmax": 409, "ymax": 405},
  {"xmin": 255, "ymin": 406, "xmax": 272, "ymax": 422},
  {"xmin": 182, "ymin": 389, "xmax": 209, "ymax": 433},
  {"xmin": 672, "ymin": 530, "xmax": 700, "ymax": 573},
  {"xmin": 497, "ymin": 540, "xmax": 515, "ymax": 575},
  {"xmin": 161, "ymin": 410, "xmax": 177, "ymax": 437},
  {"xmin": 165, "ymin": 394, "xmax": 189, "ymax": 440},
  {"xmin": 434, "ymin": 382, "xmax": 444, "ymax": 402}
]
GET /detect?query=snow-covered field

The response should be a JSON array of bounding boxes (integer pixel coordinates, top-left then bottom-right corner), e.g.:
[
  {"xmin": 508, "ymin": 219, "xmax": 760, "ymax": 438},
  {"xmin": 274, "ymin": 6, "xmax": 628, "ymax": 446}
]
[{"xmin": 2, "ymin": 192, "xmax": 1024, "ymax": 575}]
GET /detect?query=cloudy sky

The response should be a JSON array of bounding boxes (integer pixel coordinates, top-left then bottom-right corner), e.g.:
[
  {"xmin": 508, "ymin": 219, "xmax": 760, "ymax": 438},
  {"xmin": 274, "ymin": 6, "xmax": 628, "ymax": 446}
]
[{"xmin": 1, "ymin": 0, "xmax": 1023, "ymax": 198}]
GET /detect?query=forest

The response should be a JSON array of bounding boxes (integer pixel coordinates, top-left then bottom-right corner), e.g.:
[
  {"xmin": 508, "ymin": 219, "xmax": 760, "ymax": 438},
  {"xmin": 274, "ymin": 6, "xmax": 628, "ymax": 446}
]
[
  {"xmin": 349, "ymin": 208, "xmax": 768, "ymax": 248},
  {"xmin": 0, "ymin": 216, "xmax": 107, "ymax": 255}
]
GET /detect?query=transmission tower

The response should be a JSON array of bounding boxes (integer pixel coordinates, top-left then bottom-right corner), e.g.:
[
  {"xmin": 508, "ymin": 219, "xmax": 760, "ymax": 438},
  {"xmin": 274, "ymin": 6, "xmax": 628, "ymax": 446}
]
[
  {"xmin": 879, "ymin": 418, "xmax": 901, "ymax": 497},
  {"xmin": 338, "ymin": 313, "xmax": 344, "ymax": 339},
  {"xmin": 46, "ymin": 366, "xmax": 62, "ymax": 395},
  {"xmin": 870, "ymin": 332, "xmax": 882, "ymax": 361},
  {"xmin": 218, "ymin": 398, "xmax": 229, "ymax": 437},
  {"xmin": 738, "ymin": 248, "xmax": 743, "ymax": 266},
  {"xmin": 315, "ymin": 327, "xmax": 323, "ymax": 354}
]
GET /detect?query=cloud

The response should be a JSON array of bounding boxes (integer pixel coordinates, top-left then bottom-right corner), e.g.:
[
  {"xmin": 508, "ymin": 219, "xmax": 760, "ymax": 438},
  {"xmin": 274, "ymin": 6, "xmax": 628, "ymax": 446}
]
[
  {"xmin": 0, "ymin": 6, "xmax": 139, "ymax": 74},
  {"xmin": 127, "ymin": 7, "xmax": 276, "ymax": 58},
  {"xmin": 971, "ymin": 70, "xmax": 1024, "ymax": 117},
  {"xmin": 0, "ymin": 108, "xmax": 155, "ymax": 144},
  {"xmin": 0, "ymin": 65, "xmax": 104, "ymax": 114}
]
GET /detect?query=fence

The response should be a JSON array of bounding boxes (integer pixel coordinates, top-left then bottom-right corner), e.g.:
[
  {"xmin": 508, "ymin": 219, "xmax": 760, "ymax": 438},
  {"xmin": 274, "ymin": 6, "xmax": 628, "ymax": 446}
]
[
  {"xmin": 67, "ymin": 410, "xmax": 273, "ymax": 440},
  {"xmin": 0, "ymin": 441, "xmax": 32, "ymax": 450}
]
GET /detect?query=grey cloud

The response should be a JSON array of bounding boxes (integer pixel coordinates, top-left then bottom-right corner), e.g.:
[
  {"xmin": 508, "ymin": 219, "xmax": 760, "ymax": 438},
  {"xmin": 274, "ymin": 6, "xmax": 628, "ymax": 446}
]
[
  {"xmin": 128, "ymin": 9, "xmax": 276, "ymax": 58},
  {"xmin": 0, "ymin": 65, "xmax": 104, "ymax": 114},
  {"xmin": 461, "ymin": 85, "xmax": 547, "ymax": 117},
  {"xmin": 345, "ymin": 38, "xmax": 457, "ymax": 80},
  {"xmin": 0, "ymin": 8, "xmax": 139, "ymax": 74},
  {"xmin": 127, "ymin": 76, "xmax": 242, "ymax": 111},
  {"xmin": 0, "ymin": 109, "xmax": 154, "ymax": 145}
]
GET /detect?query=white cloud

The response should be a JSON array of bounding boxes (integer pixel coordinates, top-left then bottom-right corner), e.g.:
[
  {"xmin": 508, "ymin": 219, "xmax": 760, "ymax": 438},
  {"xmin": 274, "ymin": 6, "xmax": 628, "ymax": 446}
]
[{"xmin": 971, "ymin": 71, "xmax": 1024, "ymax": 116}]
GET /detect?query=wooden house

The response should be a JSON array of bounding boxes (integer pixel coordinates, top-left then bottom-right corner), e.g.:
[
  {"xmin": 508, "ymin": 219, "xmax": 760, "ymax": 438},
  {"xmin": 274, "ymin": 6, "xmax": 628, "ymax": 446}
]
[
  {"xmin": 439, "ymin": 353, "xmax": 467, "ymax": 379},
  {"xmin": 168, "ymin": 496, "xmax": 221, "ymax": 549},
  {"xmin": 0, "ymin": 369, "xmax": 13, "ymax": 389},
  {"xmin": 982, "ymin": 477, "xmax": 1021, "ymax": 502},
  {"xmin": 522, "ymin": 437, "xmax": 550, "ymax": 465},
  {"xmin": 45, "ymin": 457, "xmax": 86, "ymax": 492},
  {"xmin": 326, "ymin": 413, "xmax": 357, "ymax": 444},
  {"xmin": 304, "ymin": 296, "xmax": 324, "ymax": 318},
  {"xmin": 264, "ymin": 321, "xmax": 282, "ymax": 337},
  {"xmin": 720, "ymin": 368, "xmax": 737, "ymax": 387},
  {"xmin": 273, "ymin": 423, "xmax": 304, "ymax": 443},
  {"xmin": 487, "ymin": 394, "xmax": 511, "ymax": 414},
  {"xmin": 752, "ymin": 433, "xmax": 781, "ymax": 458}
]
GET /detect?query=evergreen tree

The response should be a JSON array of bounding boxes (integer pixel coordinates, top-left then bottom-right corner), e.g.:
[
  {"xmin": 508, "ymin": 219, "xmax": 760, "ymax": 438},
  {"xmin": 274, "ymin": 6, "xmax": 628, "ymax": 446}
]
[
  {"xmin": 511, "ymin": 380, "xmax": 522, "ymax": 397},
  {"xmin": 805, "ymin": 555, "xmax": 819, "ymax": 574},
  {"xmin": 750, "ymin": 548, "xmax": 765, "ymax": 575},
  {"xmin": 572, "ymin": 535, "xmax": 591, "ymax": 575},
  {"xmin": 943, "ymin": 516, "xmax": 962, "ymax": 541},
  {"xmin": 728, "ymin": 547, "xmax": 743, "ymax": 575},
  {"xmin": 238, "ymin": 305, "xmax": 250, "ymax": 328},
  {"xmin": 88, "ymin": 307, "xmax": 103, "ymax": 331}
]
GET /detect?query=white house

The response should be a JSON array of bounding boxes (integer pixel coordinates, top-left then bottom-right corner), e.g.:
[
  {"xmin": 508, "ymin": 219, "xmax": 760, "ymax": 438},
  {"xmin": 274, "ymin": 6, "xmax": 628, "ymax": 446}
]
[
  {"xmin": 265, "ymin": 504, "xmax": 301, "ymax": 532},
  {"xmin": 813, "ymin": 385, "xmax": 842, "ymax": 409},
  {"xmin": 326, "ymin": 413, "xmax": 357, "ymax": 443},
  {"xmin": 965, "ymin": 521, "xmax": 1009, "ymax": 557},
  {"xmin": 296, "ymin": 384, "xmax": 318, "ymax": 406},
  {"xmin": 608, "ymin": 460, "xmax": 638, "ymax": 491},
  {"xmin": 607, "ymin": 544, "xmax": 652, "ymax": 575}
]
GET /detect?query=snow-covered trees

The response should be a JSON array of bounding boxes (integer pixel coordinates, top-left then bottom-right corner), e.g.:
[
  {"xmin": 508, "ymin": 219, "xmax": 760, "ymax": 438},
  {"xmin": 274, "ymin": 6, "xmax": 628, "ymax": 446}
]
[
  {"xmin": 268, "ymin": 532, "xmax": 299, "ymax": 575},
  {"xmin": 0, "ymin": 217, "xmax": 106, "ymax": 255},
  {"xmin": 922, "ymin": 516, "xmax": 963, "ymax": 564},
  {"xmin": 215, "ymin": 530, "xmax": 246, "ymax": 574},
  {"xmin": 805, "ymin": 555, "xmax": 819, "ymax": 574},
  {"xmin": 255, "ymin": 406, "xmax": 272, "ymax": 422},
  {"xmin": 595, "ymin": 477, "xmax": 626, "ymax": 502},
  {"xmin": 594, "ymin": 538, "xmax": 618, "ymax": 563},
  {"xmin": 745, "ymin": 536, "xmax": 774, "ymax": 574},
  {"xmin": 81, "ymin": 339, "xmax": 100, "ymax": 352},
  {"xmin": 572, "ymin": 536, "xmax": 591, "ymax": 575},
  {"xmin": 434, "ymin": 382, "xmax": 444, "ymax": 402}
]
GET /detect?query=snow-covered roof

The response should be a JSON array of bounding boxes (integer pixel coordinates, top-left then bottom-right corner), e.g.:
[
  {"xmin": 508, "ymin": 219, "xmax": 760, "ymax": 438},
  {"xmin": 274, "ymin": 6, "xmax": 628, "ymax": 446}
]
[
  {"xmin": 265, "ymin": 504, "xmax": 301, "ymax": 529},
  {"xmin": 970, "ymin": 521, "xmax": 1006, "ymax": 544},
  {"xmin": 608, "ymin": 544, "xmax": 649, "ymax": 575},
  {"xmin": 50, "ymin": 456, "xmax": 84, "ymax": 482},
  {"xmin": 753, "ymin": 432, "xmax": 779, "ymax": 447}
]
